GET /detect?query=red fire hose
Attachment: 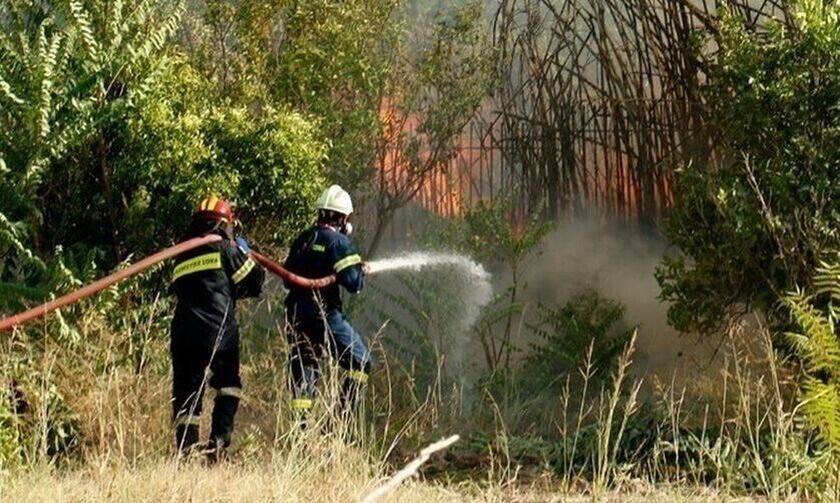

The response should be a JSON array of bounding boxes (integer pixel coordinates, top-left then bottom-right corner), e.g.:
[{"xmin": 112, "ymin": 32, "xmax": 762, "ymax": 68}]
[
  {"xmin": 0, "ymin": 234, "xmax": 223, "ymax": 332},
  {"xmin": 0, "ymin": 236, "xmax": 336, "ymax": 332},
  {"xmin": 251, "ymin": 251, "xmax": 337, "ymax": 289}
]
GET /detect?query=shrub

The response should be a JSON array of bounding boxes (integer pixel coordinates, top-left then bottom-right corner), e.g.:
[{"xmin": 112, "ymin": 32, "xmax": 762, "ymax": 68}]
[
  {"xmin": 525, "ymin": 291, "xmax": 636, "ymax": 392},
  {"xmin": 658, "ymin": 1, "xmax": 840, "ymax": 335}
]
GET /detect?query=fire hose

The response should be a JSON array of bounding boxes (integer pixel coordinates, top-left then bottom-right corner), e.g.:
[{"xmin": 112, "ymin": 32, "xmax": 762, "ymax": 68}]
[
  {"xmin": 0, "ymin": 236, "xmax": 337, "ymax": 332},
  {"xmin": 250, "ymin": 251, "xmax": 336, "ymax": 289}
]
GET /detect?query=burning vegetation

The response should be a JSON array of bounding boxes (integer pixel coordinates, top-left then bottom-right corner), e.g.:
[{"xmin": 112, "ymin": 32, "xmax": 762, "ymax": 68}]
[{"xmin": 2, "ymin": 0, "xmax": 840, "ymax": 501}]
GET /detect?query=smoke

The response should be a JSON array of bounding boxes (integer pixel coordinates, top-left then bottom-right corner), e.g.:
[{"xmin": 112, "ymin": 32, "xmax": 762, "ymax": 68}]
[
  {"xmin": 360, "ymin": 208, "xmax": 723, "ymax": 390},
  {"xmin": 515, "ymin": 217, "xmax": 718, "ymax": 384}
]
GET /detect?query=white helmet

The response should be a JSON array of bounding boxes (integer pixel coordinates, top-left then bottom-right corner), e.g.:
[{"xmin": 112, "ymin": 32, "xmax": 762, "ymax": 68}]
[{"xmin": 315, "ymin": 185, "xmax": 354, "ymax": 216}]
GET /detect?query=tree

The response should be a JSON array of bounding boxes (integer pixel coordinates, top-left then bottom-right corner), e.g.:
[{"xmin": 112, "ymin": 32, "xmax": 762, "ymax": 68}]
[
  {"xmin": 268, "ymin": 0, "xmax": 400, "ymax": 193},
  {"xmin": 369, "ymin": 0, "xmax": 492, "ymax": 256},
  {"xmin": 657, "ymin": 1, "xmax": 840, "ymax": 335},
  {"xmin": 179, "ymin": 0, "xmax": 284, "ymax": 101},
  {"xmin": 37, "ymin": 59, "xmax": 326, "ymax": 263},
  {"xmin": 0, "ymin": 0, "xmax": 183, "ymax": 297},
  {"xmin": 0, "ymin": 1, "xmax": 326, "ymax": 309},
  {"xmin": 177, "ymin": 0, "xmax": 491, "ymax": 253}
]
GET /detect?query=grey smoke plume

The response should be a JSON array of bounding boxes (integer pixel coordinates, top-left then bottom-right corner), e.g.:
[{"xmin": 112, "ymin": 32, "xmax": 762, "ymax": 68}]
[
  {"xmin": 358, "ymin": 211, "xmax": 722, "ymax": 389},
  {"xmin": 515, "ymin": 218, "xmax": 718, "ymax": 383}
]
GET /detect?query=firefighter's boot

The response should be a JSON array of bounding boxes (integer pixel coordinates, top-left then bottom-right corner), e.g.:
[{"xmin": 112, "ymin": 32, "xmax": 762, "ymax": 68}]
[
  {"xmin": 207, "ymin": 388, "xmax": 240, "ymax": 463},
  {"xmin": 290, "ymin": 365, "xmax": 317, "ymax": 431},
  {"xmin": 339, "ymin": 370, "xmax": 369, "ymax": 421},
  {"xmin": 175, "ymin": 423, "xmax": 199, "ymax": 456}
]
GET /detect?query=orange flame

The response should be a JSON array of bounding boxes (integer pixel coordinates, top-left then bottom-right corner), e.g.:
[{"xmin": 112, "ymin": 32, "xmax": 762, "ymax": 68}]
[
  {"xmin": 378, "ymin": 100, "xmax": 672, "ymax": 223},
  {"xmin": 378, "ymin": 99, "xmax": 472, "ymax": 217}
]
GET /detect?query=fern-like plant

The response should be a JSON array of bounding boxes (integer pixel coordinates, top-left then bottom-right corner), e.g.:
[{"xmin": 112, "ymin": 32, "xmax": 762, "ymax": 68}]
[
  {"xmin": 524, "ymin": 290, "xmax": 636, "ymax": 391},
  {"xmin": 0, "ymin": 0, "xmax": 185, "ymax": 304},
  {"xmin": 0, "ymin": 0, "xmax": 185, "ymax": 188},
  {"xmin": 784, "ymin": 257, "xmax": 840, "ymax": 450}
]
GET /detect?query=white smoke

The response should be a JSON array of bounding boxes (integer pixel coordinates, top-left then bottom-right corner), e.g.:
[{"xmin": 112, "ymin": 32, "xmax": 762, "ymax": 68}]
[{"xmin": 517, "ymin": 218, "xmax": 719, "ymax": 384}]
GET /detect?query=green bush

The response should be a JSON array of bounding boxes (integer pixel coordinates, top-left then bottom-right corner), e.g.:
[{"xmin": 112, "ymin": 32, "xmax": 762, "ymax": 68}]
[
  {"xmin": 658, "ymin": 0, "xmax": 840, "ymax": 335},
  {"xmin": 524, "ymin": 291, "xmax": 636, "ymax": 392},
  {"xmin": 0, "ymin": 0, "xmax": 184, "ymax": 301},
  {"xmin": 203, "ymin": 106, "xmax": 327, "ymax": 247},
  {"xmin": 35, "ymin": 59, "xmax": 326, "ymax": 267}
]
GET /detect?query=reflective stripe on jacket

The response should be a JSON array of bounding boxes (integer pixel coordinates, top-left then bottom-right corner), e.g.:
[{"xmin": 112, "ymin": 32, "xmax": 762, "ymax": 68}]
[
  {"xmin": 283, "ymin": 225, "xmax": 363, "ymax": 311},
  {"xmin": 170, "ymin": 231, "xmax": 264, "ymax": 349}
]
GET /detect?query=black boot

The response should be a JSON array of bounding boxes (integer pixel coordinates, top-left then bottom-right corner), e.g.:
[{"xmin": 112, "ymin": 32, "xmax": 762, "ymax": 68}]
[
  {"xmin": 208, "ymin": 394, "xmax": 239, "ymax": 463},
  {"xmin": 175, "ymin": 424, "xmax": 199, "ymax": 455}
]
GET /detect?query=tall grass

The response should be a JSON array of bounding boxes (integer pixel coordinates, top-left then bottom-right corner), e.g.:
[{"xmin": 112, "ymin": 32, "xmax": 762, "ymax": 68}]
[{"xmin": 0, "ymin": 288, "xmax": 838, "ymax": 500}]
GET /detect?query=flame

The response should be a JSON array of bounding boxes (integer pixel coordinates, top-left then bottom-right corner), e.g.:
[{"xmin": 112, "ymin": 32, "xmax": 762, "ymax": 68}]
[
  {"xmin": 378, "ymin": 99, "xmax": 471, "ymax": 217},
  {"xmin": 378, "ymin": 100, "xmax": 672, "ymax": 222}
]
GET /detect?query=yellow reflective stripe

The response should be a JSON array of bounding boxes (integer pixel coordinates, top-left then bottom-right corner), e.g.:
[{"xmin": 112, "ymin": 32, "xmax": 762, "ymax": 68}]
[
  {"xmin": 347, "ymin": 370, "xmax": 369, "ymax": 384},
  {"xmin": 334, "ymin": 254, "xmax": 362, "ymax": 273},
  {"xmin": 312, "ymin": 244, "xmax": 326, "ymax": 252},
  {"xmin": 216, "ymin": 387, "xmax": 242, "ymax": 399},
  {"xmin": 173, "ymin": 252, "xmax": 222, "ymax": 281},
  {"xmin": 291, "ymin": 398, "xmax": 313, "ymax": 411},
  {"xmin": 232, "ymin": 257, "xmax": 256, "ymax": 284},
  {"xmin": 174, "ymin": 415, "xmax": 200, "ymax": 426},
  {"xmin": 202, "ymin": 195, "xmax": 219, "ymax": 211}
]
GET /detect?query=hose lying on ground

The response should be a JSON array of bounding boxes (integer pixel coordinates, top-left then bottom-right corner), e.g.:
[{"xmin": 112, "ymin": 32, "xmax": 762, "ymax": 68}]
[{"xmin": 0, "ymin": 237, "xmax": 336, "ymax": 332}]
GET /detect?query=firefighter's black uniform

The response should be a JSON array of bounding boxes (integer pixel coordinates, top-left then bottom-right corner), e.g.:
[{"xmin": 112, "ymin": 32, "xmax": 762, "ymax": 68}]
[
  {"xmin": 169, "ymin": 225, "xmax": 264, "ymax": 453},
  {"xmin": 283, "ymin": 224, "xmax": 371, "ymax": 417}
]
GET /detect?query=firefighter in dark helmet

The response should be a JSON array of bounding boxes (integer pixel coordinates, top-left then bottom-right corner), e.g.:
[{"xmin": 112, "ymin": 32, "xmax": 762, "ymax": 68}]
[
  {"xmin": 169, "ymin": 196, "xmax": 264, "ymax": 459},
  {"xmin": 283, "ymin": 185, "xmax": 371, "ymax": 421}
]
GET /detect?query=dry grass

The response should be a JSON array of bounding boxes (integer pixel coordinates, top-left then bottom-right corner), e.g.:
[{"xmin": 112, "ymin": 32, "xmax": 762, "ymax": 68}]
[
  {"xmin": 0, "ymin": 304, "xmax": 836, "ymax": 501},
  {"xmin": 0, "ymin": 458, "xmax": 741, "ymax": 502},
  {"xmin": 0, "ymin": 459, "xmax": 451, "ymax": 502}
]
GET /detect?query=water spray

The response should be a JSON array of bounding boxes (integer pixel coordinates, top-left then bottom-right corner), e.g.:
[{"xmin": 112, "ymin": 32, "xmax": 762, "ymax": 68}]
[
  {"xmin": 366, "ymin": 251, "xmax": 491, "ymax": 278},
  {"xmin": 363, "ymin": 252, "xmax": 494, "ymax": 344}
]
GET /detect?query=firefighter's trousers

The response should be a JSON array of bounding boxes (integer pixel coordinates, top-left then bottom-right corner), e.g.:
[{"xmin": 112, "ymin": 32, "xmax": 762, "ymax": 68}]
[
  {"xmin": 286, "ymin": 303, "xmax": 372, "ymax": 416},
  {"xmin": 171, "ymin": 337, "xmax": 242, "ymax": 452}
]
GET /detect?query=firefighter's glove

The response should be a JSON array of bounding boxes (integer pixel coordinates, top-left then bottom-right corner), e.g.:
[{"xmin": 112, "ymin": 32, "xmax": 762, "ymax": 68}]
[
  {"xmin": 362, "ymin": 262, "xmax": 371, "ymax": 276},
  {"xmin": 235, "ymin": 236, "xmax": 252, "ymax": 252}
]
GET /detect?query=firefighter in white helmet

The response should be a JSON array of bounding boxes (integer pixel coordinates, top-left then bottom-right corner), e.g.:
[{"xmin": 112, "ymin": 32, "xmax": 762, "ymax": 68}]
[{"xmin": 283, "ymin": 185, "xmax": 371, "ymax": 423}]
